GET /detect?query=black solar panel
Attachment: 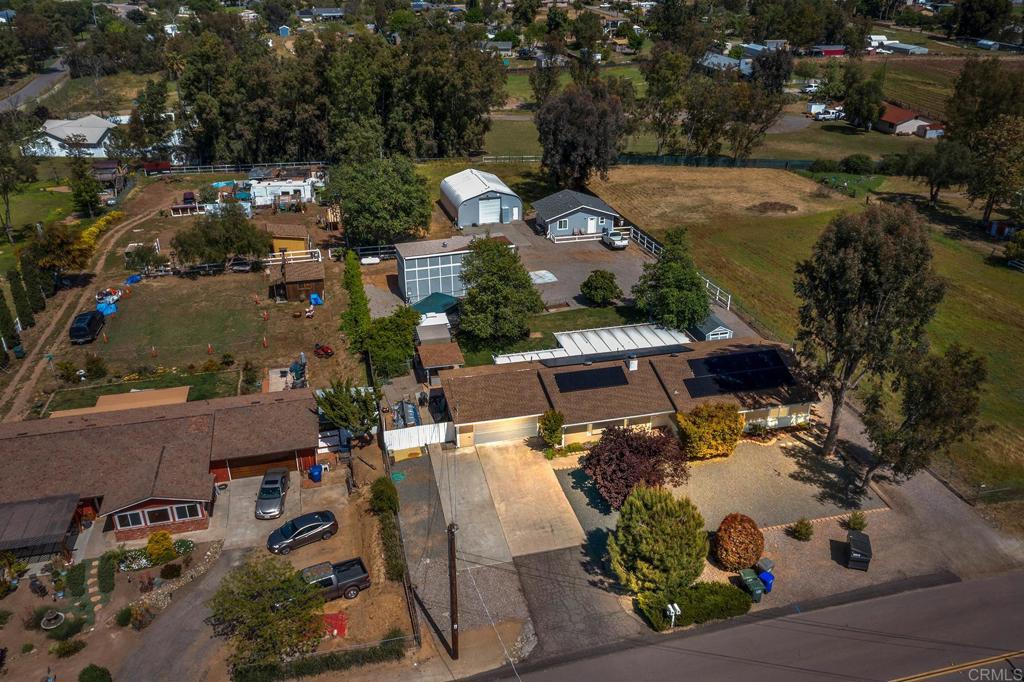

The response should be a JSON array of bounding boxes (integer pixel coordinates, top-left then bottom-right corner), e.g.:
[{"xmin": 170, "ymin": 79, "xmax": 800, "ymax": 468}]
[
  {"xmin": 684, "ymin": 350, "xmax": 794, "ymax": 398},
  {"xmin": 553, "ymin": 366, "xmax": 629, "ymax": 393}
]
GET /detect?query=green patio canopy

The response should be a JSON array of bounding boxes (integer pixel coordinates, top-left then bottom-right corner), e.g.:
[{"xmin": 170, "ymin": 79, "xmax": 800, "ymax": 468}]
[{"xmin": 412, "ymin": 292, "xmax": 459, "ymax": 315}]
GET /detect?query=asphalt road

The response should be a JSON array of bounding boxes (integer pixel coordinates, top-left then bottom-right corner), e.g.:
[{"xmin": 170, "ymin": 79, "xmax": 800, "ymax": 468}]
[
  {"xmin": 115, "ymin": 548, "xmax": 246, "ymax": 682},
  {"xmin": 0, "ymin": 61, "xmax": 68, "ymax": 112},
  {"xmin": 488, "ymin": 570, "xmax": 1024, "ymax": 682}
]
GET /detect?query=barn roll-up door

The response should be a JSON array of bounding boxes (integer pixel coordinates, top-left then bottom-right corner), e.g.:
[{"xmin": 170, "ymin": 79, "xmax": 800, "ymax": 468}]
[{"xmin": 478, "ymin": 198, "xmax": 501, "ymax": 225}]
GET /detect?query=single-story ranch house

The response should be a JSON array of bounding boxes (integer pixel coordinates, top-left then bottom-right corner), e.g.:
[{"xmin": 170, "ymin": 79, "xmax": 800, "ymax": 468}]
[
  {"xmin": 440, "ymin": 168, "xmax": 523, "ymax": 228},
  {"xmin": 532, "ymin": 189, "xmax": 622, "ymax": 242},
  {"xmin": 876, "ymin": 104, "xmax": 930, "ymax": 135},
  {"xmin": 0, "ymin": 392, "xmax": 319, "ymax": 550},
  {"xmin": 441, "ymin": 339, "xmax": 815, "ymax": 447},
  {"xmin": 36, "ymin": 115, "xmax": 118, "ymax": 157}
]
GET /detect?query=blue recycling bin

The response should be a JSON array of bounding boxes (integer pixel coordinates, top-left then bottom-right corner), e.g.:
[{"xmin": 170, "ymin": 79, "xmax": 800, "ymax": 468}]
[
  {"xmin": 309, "ymin": 464, "xmax": 323, "ymax": 483},
  {"xmin": 758, "ymin": 570, "xmax": 775, "ymax": 593}
]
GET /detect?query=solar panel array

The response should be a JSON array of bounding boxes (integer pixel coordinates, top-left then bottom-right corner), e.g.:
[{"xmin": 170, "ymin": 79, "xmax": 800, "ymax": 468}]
[
  {"xmin": 684, "ymin": 349, "xmax": 795, "ymax": 399},
  {"xmin": 553, "ymin": 366, "xmax": 629, "ymax": 393}
]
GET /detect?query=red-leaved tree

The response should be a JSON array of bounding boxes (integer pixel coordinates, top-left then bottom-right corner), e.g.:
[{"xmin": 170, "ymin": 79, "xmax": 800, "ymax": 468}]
[{"xmin": 581, "ymin": 426, "xmax": 689, "ymax": 510}]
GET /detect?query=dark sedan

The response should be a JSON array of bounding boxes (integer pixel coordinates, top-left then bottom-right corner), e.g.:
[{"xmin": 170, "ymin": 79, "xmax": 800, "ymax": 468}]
[{"xmin": 266, "ymin": 511, "xmax": 338, "ymax": 555}]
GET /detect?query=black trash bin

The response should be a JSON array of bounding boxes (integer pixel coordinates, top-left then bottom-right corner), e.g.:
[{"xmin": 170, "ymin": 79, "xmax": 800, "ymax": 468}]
[{"xmin": 847, "ymin": 530, "xmax": 872, "ymax": 571}]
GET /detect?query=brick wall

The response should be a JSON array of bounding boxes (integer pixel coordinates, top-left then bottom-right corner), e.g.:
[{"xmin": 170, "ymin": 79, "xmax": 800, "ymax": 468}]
[{"xmin": 113, "ymin": 516, "xmax": 210, "ymax": 542}]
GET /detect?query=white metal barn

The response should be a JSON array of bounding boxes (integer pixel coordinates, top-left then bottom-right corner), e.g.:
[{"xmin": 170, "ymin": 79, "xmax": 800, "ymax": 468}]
[{"xmin": 440, "ymin": 169, "xmax": 523, "ymax": 227}]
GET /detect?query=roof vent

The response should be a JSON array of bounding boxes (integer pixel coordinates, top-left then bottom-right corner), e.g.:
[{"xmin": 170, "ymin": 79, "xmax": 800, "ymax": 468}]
[
  {"xmin": 627, "ymin": 354, "xmax": 638, "ymax": 371},
  {"xmin": 442, "ymin": 241, "xmax": 448, "ymax": 247},
  {"xmin": 583, "ymin": 360, "xmax": 593, "ymax": 366}
]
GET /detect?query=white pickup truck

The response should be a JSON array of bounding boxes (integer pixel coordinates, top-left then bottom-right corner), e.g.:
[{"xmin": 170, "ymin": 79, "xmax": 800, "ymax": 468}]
[{"xmin": 602, "ymin": 228, "xmax": 629, "ymax": 249}]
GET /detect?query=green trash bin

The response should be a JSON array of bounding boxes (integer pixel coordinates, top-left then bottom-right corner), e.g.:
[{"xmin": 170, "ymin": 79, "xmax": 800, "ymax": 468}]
[{"xmin": 738, "ymin": 568, "xmax": 765, "ymax": 603}]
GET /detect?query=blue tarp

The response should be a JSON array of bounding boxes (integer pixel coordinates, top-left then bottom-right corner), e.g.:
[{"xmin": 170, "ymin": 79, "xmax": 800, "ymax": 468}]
[
  {"xmin": 96, "ymin": 302, "xmax": 117, "ymax": 316},
  {"xmin": 125, "ymin": 274, "xmax": 142, "ymax": 285},
  {"xmin": 309, "ymin": 293, "xmax": 323, "ymax": 305},
  {"xmin": 211, "ymin": 180, "xmax": 235, "ymax": 188}
]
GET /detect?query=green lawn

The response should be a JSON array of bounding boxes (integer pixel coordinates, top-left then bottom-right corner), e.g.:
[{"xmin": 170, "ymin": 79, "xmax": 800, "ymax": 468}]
[
  {"xmin": 677, "ymin": 186, "xmax": 1024, "ymax": 496},
  {"xmin": 484, "ymin": 116, "xmax": 934, "ymax": 160},
  {"xmin": 504, "ymin": 65, "xmax": 645, "ymax": 106},
  {"xmin": 797, "ymin": 171, "xmax": 887, "ymax": 198},
  {"xmin": 0, "ymin": 180, "xmax": 78, "ymax": 273},
  {"xmin": 417, "ymin": 160, "xmax": 557, "ymax": 211},
  {"xmin": 45, "ymin": 370, "xmax": 240, "ymax": 414},
  {"xmin": 461, "ymin": 305, "xmax": 645, "ymax": 366}
]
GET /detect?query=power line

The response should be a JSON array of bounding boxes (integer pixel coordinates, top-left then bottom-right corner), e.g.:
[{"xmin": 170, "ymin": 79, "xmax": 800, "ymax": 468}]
[{"xmin": 469, "ymin": 567, "xmax": 523, "ymax": 682}]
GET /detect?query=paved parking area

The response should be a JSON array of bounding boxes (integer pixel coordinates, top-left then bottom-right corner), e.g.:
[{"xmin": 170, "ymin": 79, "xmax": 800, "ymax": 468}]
[
  {"xmin": 221, "ymin": 471, "xmax": 303, "ymax": 549},
  {"xmin": 476, "ymin": 443, "xmax": 585, "ymax": 556},
  {"xmin": 464, "ymin": 221, "xmax": 651, "ymax": 307},
  {"xmin": 672, "ymin": 439, "xmax": 886, "ymax": 529},
  {"xmin": 431, "ymin": 446, "xmax": 514, "ymax": 567}
]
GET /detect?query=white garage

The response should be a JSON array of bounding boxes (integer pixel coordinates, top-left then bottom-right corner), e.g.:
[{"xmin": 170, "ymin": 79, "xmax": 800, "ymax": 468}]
[
  {"xmin": 471, "ymin": 416, "xmax": 539, "ymax": 445},
  {"xmin": 440, "ymin": 168, "xmax": 524, "ymax": 228}
]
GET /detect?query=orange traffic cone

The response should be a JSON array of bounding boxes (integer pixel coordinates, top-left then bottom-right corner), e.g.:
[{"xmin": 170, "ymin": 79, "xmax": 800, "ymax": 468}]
[
  {"xmin": 262, "ymin": 310, "xmax": 269, "ymax": 322},
  {"xmin": 102, "ymin": 332, "xmax": 108, "ymax": 343},
  {"xmin": 207, "ymin": 343, "xmax": 214, "ymax": 355},
  {"xmin": 262, "ymin": 337, "xmax": 268, "ymax": 348},
  {"xmin": 150, "ymin": 346, "xmax": 157, "ymax": 357}
]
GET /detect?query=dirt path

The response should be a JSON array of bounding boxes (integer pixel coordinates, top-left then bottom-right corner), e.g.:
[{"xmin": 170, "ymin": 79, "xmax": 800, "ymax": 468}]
[{"xmin": 0, "ymin": 198, "xmax": 162, "ymax": 422}]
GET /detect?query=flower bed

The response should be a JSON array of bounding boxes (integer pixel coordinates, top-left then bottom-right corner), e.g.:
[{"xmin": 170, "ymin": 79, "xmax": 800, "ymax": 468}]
[{"xmin": 119, "ymin": 538, "xmax": 195, "ymax": 572}]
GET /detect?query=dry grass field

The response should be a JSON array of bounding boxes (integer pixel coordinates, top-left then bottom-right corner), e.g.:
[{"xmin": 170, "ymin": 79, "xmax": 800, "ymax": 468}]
[{"xmin": 590, "ymin": 166, "xmax": 1024, "ymax": 501}]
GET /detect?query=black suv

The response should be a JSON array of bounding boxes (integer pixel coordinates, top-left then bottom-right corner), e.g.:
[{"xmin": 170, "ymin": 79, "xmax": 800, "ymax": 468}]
[{"xmin": 69, "ymin": 310, "xmax": 105, "ymax": 344}]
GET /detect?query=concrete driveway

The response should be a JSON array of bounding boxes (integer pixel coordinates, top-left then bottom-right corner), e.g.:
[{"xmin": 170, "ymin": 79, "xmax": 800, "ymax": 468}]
[
  {"xmin": 464, "ymin": 221, "xmax": 651, "ymax": 307},
  {"xmin": 476, "ymin": 443, "xmax": 585, "ymax": 556},
  {"xmin": 221, "ymin": 471, "xmax": 303, "ymax": 550}
]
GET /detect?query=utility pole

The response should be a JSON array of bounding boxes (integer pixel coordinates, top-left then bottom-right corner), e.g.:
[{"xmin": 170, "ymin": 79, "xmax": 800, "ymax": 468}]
[{"xmin": 448, "ymin": 522, "xmax": 459, "ymax": 660}]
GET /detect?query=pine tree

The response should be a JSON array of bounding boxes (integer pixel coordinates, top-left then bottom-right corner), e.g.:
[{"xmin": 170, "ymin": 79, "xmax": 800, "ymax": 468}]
[
  {"xmin": 608, "ymin": 485, "xmax": 708, "ymax": 595},
  {"xmin": 18, "ymin": 254, "xmax": 46, "ymax": 313},
  {"xmin": 6, "ymin": 269, "xmax": 34, "ymax": 328},
  {"xmin": 0, "ymin": 289, "xmax": 19, "ymax": 349}
]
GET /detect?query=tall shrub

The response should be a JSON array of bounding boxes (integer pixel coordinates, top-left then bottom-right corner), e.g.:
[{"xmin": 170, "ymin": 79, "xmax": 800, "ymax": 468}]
[
  {"xmin": 581, "ymin": 426, "xmax": 688, "ymax": 510},
  {"xmin": 340, "ymin": 251, "xmax": 371, "ymax": 351},
  {"xmin": 713, "ymin": 513, "xmax": 764, "ymax": 570},
  {"xmin": 18, "ymin": 254, "xmax": 47, "ymax": 312},
  {"xmin": 6, "ymin": 269, "xmax": 33, "ymax": 328},
  {"xmin": 676, "ymin": 402, "xmax": 745, "ymax": 460},
  {"xmin": 538, "ymin": 410, "xmax": 564, "ymax": 447},
  {"xmin": 608, "ymin": 485, "xmax": 708, "ymax": 595},
  {"xmin": 145, "ymin": 531, "xmax": 175, "ymax": 564},
  {"xmin": 0, "ymin": 289, "xmax": 17, "ymax": 350}
]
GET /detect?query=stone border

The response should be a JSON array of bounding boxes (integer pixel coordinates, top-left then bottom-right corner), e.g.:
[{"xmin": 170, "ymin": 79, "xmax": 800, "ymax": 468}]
[{"xmin": 129, "ymin": 540, "xmax": 224, "ymax": 613}]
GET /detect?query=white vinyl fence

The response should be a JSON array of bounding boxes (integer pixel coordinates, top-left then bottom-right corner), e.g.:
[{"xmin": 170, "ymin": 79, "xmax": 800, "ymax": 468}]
[{"xmin": 383, "ymin": 422, "xmax": 455, "ymax": 452}]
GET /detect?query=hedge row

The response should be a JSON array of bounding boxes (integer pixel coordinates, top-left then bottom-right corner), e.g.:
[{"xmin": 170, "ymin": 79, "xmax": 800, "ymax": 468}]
[
  {"xmin": 66, "ymin": 562, "xmax": 87, "ymax": 598},
  {"xmin": 98, "ymin": 553, "xmax": 116, "ymax": 594},
  {"xmin": 233, "ymin": 629, "xmax": 406, "ymax": 682},
  {"xmin": 341, "ymin": 251, "xmax": 371, "ymax": 351},
  {"xmin": 378, "ymin": 512, "xmax": 406, "ymax": 582},
  {"xmin": 370, "ymin": 477, "xmax": 400, "ymax": 516},
  {"xmin": 638, "ymin": 582, "xmax": 752, "ymax": 632}
]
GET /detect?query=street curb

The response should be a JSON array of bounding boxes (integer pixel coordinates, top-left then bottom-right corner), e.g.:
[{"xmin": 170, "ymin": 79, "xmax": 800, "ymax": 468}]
[{"xmin": 465, "ymin": 571, "xmax": 962, "ymax": 682}]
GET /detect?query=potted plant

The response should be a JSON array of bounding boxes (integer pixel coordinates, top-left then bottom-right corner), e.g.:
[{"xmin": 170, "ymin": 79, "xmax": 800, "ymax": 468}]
[{"xmin": 0, "ymin": 552, "xmax": 27, "ymax": 587}]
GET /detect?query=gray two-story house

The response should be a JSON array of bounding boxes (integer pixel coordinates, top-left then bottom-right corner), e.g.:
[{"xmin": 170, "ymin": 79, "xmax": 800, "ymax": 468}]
[{"xmin": 532, "ymin": 189, "xmax": 621, "ymax": 242}]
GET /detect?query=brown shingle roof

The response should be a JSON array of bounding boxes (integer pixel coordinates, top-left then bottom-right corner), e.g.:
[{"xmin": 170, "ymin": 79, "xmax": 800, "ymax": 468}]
[
  {"xmin": 0, "ymin": 391, "xmax": 319, "ymax": 513},
  {"xmin": 418, "ymin": 342, "xmax": 465, "ymax": 369},
  {"xmin": 440, "ymin": 338, "xmax": 815, "ymax": 426},
  {"xmin": 271, "ymin": 260, "xmax": 325, "ymax": 284},
  {"xmin": 262, "ymin": 223, "xmax": 310, "ymax": 240},
  {"xmin": 440, "ymin": 364, "xmax": 550, "ymax": 424},
  {"xmin": 538, "ymin": 359, "xmax": 675, "ymax": 425}
]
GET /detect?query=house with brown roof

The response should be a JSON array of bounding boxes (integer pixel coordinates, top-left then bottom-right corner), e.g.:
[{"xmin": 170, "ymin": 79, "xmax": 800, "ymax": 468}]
[
  {"xmin": 440, "ymin": 339, "xmax": 815, "ymax": 447},
  {"xmin": 0, "ymin": 392, "xmax": 320, "ymax": 544},
  {"xmin": 876, "ymin": 104, "xmax": 930, "ymax": 135}
]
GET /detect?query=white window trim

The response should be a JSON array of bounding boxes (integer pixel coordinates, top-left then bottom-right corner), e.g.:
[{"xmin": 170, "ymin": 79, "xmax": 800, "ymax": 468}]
[
  {"xmin": 173, "ymin": 503, "xmax": 202, "ymax": 521},
  {"xmin": 115, "ymin": 511, "xmax": 145, "ymax": 530},
  {"xmin": 144, "ymin": 506, "xmax": 174, "ymax": 526},
  {"xmin": 599, "ymin": 217, "xmax": 606, "ymax": 225},
  {"xmin": 557, "ymin": 218, "xmax": 568, "ymax": 231}
]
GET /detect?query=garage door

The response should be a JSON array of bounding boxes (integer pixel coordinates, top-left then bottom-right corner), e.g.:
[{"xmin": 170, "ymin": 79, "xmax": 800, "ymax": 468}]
[
  {"xmin": 228, "ymin": 452, "xmax": 298, "ymax": 480},
  {"xmin": 478, "ymin": 198, "xmax": 501, "ymax": 225},
  {"xmin": 474, "ymin": 417, "xmax": 537, "ymax": 445}
]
